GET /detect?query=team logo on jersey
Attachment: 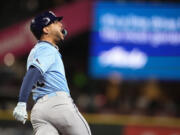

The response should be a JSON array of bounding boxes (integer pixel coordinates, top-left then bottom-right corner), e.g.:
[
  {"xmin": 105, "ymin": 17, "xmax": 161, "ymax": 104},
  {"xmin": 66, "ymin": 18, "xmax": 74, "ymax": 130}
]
[{"xmin": 36, "ymin": 59, "xmax": 41, "ymax": 65}]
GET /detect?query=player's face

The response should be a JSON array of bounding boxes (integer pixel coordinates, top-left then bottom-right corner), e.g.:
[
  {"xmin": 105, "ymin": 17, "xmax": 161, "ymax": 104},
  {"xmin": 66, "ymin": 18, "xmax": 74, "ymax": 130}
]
[{"xmin": 48, "ymin": 21, "xmax": 65, "ymax": 44}]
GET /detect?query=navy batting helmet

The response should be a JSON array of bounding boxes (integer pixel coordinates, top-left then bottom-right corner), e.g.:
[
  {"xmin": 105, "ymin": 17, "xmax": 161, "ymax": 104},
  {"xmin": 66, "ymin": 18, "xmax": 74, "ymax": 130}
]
[{"xmin": 30, "ymin": 11, "xmax": 63, "ymax": 40}]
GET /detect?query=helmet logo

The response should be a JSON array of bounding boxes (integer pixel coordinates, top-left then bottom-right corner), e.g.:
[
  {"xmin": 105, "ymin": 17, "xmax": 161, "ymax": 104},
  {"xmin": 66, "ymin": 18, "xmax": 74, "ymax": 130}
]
[
  {"xmin": 43, "ymin": 17, "xmax": 51, "ymax": 25},
  {"xmin": 31, "ymin": 19, "xmax": 35, "ymax": 24},
  {"xmin": 49, "ymin": 11, "xmax": 56, "ymax": 17}
]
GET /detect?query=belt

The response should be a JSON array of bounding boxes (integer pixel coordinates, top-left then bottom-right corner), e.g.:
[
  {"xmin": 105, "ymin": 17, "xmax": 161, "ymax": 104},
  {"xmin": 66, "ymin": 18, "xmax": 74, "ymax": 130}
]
[{"xmin": 36, "ymin": 91, "xmax": 70, "ymax": 102}]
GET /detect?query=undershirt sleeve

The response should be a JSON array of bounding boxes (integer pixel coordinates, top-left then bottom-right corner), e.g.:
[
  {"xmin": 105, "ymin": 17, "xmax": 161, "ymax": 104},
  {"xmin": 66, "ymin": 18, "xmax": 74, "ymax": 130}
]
[{"xmin": 18, "ymin": 65, "xmax": 42, "ymax": 102}]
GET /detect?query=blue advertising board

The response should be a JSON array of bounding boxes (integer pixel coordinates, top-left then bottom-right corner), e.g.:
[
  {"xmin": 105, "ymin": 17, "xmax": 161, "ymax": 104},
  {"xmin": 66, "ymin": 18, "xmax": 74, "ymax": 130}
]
[{"xmin": 89, "ymin": 2, "xmax": 180, "ymax": 80}]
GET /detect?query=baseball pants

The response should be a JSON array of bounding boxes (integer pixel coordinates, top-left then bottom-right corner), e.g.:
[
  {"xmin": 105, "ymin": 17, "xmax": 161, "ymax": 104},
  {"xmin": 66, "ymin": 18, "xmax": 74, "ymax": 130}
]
[{"xmin": 30, "ymin": 91, "xmax": 91, "ymax": 135}]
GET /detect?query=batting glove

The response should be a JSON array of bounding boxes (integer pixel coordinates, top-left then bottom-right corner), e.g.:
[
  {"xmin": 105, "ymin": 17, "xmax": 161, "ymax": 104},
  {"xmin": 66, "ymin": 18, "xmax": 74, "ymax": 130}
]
[{"xmin": 13, "ymin": 102, "xmax": 28, "ymax": 124}]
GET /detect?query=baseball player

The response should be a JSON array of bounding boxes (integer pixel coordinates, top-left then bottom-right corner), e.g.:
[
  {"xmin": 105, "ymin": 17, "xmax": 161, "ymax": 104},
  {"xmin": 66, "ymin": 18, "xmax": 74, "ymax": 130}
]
[{"xmin": 13, "ymin": 11, "xmax": 91, "ymax": 135}]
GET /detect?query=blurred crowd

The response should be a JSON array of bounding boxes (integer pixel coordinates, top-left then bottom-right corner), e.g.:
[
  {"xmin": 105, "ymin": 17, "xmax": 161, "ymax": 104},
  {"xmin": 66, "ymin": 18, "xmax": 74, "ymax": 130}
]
[
  {"xmin": 1, "ymin": 61, "xmax": 180, "ymax": 118},
  {"xmin": 69, "ymin": 71, "xmax": 180, "ymax": 118}
]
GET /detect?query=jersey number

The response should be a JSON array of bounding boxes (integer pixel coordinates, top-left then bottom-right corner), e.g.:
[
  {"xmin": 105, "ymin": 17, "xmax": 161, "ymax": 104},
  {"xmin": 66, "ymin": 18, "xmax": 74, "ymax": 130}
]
[{"xmin": 32, "ymin": 81, "xmax": 45, "ymax": 89}]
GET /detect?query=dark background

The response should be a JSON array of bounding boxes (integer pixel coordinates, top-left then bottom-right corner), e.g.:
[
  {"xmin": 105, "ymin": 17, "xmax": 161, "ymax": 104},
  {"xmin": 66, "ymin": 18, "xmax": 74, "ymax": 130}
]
[{"xmin": 0, "ymin": 0, "xmax": 180, "ymax": 135}]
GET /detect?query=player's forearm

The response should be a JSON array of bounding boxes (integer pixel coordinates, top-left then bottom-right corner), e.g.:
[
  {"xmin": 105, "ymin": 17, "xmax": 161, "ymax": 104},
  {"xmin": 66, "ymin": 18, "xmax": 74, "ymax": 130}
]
[{"xmin": 18, "ymin": 66, "xmax": 42, "ymax": 102}]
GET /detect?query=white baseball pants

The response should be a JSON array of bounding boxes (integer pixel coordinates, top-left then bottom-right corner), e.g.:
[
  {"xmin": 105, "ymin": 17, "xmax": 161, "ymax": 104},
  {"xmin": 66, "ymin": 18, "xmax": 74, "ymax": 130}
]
[{"xmin": 30, "ymin": 91, "xmax": 91, "ymax": 135}]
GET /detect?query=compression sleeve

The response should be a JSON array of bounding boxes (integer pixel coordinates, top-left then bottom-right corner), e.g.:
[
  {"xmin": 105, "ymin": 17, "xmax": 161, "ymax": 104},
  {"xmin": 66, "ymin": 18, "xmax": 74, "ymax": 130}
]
[{"xmin": 18, "ymin": 66, "xmax": 42, "ymax": 102}]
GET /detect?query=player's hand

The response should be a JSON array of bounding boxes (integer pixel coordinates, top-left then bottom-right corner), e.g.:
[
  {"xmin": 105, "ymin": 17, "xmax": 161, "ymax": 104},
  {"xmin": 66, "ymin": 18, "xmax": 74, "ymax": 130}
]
[{"xmin": 13, "ymin": 102, "xmax": 28, "ymax": 124}]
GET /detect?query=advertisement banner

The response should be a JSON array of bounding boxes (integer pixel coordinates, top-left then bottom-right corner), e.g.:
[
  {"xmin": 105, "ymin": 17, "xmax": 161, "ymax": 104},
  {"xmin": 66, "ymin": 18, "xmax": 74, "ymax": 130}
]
[{"xmin": 90, "ymin": 2, "xmax": 180, "ymax": 80}]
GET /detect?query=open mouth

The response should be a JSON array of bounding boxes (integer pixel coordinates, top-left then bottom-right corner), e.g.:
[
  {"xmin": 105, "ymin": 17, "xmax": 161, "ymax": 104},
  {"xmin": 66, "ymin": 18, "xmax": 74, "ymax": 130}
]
[{"xmin": 61, "ymin": 29, "xmax": 67, "ymax": 36}]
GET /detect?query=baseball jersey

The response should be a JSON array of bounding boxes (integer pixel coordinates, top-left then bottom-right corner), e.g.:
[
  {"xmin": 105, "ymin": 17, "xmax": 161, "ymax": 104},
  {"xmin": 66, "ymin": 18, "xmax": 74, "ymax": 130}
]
[{"xmin": 27, "ymin": 41, "xmax": 70, "ymax": 101}]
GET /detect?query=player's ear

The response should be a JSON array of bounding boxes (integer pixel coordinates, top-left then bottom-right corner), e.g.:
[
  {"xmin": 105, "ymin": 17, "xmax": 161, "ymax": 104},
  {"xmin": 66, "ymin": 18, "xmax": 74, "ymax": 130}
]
[{"xmin": 42, "ymin": 26, "xmax": 49, "ymax": 34}]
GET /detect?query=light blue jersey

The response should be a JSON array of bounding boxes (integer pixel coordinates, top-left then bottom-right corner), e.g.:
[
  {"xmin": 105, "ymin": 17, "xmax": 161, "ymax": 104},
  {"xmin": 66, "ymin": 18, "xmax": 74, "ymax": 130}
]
[{"xmin": 27, "ymin": 41, "xmax": 70, "ymax": 101}]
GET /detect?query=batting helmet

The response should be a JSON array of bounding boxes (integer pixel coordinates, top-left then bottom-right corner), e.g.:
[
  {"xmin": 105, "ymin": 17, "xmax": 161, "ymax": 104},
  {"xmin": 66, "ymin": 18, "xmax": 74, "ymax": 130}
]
[{"xmin": 30, "ymin": 11, "xmax": 63, "ymax": 40}]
